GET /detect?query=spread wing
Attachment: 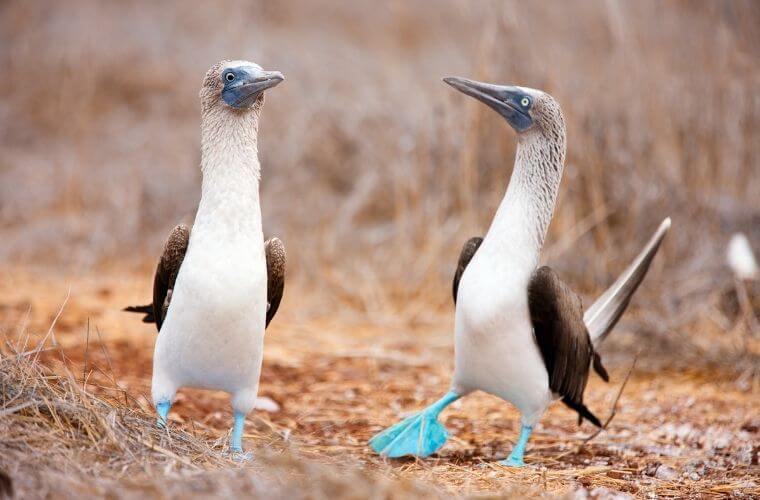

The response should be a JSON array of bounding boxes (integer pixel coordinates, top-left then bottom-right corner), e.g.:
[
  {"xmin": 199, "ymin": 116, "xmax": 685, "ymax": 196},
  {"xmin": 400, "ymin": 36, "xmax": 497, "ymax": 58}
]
[
  {"xmin": 265, "ymin": 237, "xmax": 286, "ymax": 328},
  {"xmin": 452, "ymin": 237, "xmax": 483, "ymax": 304},
  {"xmin": 528, "ymin": 266, "xmax": 607, "ymax": 427}
]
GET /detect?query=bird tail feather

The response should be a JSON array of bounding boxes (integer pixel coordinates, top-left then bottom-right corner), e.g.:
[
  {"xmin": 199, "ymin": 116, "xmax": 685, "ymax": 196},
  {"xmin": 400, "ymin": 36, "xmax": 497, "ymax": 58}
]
[
  {"xmin": 562, "ymin": 397, "xmax": 603, "ymax": 427},
  {"xmin": 123, "ymin": 304, "xmax": 156, "ymax": 324},
  {"xmin": 585, "ymin": 217, "xmax": 671, "ymax": 346}
]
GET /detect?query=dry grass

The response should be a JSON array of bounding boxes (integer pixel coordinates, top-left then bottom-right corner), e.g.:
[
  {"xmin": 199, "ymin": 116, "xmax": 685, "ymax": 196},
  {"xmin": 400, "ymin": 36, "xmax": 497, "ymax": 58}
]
[
  {"xmin": 0, "ymin": 294, "xmax": 442, "ymax": 498},
  {"xmin": 0, "ymin": 353, "xmax": 447, "ymax": 499},
  {"xmin": 1, "ymin": 270, "xmax": 758, "ymax": 498}
]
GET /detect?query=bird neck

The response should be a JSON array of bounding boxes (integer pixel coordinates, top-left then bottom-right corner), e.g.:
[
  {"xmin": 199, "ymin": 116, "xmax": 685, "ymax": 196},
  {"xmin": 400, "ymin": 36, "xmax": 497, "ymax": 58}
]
[
  {"xmin": 194, "ymin": 109, "xmax": 263, "ymax": 238},
  {"xmin": 486, "ymin": 126, "xmax": 566, "ymax": 265},
  {"xmin": 200, "ymin": 106, "xmax": 262, "ymax": 179}
]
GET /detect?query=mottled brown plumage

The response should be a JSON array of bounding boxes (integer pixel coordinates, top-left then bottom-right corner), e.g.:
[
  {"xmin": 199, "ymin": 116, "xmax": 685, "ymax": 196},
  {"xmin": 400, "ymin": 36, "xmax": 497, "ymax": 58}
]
[
  {"xmin": 124, "ymin": 227, "xmax": 286, "ymax": 331},
  {"xmin": 452, "ymin": 237, "xmax": 483, "ymax": 304},
  {"xmin": 528, "ymin": 266, "xmax": 608, "ymax": 427}
]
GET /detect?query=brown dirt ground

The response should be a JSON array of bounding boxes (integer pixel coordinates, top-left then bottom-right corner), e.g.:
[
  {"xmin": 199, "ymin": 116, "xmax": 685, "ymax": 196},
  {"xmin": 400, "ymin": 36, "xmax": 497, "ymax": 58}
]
[{"xmin": 1, "ymin": 268, "xmax": 758, "ymax": 498}]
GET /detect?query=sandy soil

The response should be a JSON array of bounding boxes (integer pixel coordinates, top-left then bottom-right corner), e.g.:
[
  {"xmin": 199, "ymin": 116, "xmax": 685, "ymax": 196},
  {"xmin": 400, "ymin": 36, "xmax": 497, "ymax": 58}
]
[{"xmin": 1, "ymin": 268, "xmax": 758, "ymax": 498}]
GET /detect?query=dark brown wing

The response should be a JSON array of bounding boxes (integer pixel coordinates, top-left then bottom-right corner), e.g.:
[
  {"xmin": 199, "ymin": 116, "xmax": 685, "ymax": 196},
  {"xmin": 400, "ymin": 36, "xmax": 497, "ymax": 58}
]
[
  {"xmin": 123, "ymin": 224, "xmax": 189, "ymax": 330},
  {"xmin": 528, "ymin": 266, "xmax": 605, "ymax": 427},
  {"xmin": 265, "ymin": 237, "xmax": 286, "ymax": 328},
  {"xmin": 452, "ymin": 237, "xmax": 483, "ymax": 304},
  {"xmin": 151, "ymin": 225, "xmax": 190, "ymax": 331}
]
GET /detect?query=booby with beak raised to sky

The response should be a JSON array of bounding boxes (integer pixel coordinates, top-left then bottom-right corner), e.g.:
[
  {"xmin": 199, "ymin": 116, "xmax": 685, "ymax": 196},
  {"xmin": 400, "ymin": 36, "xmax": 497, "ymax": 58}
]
[
  {"xmin": 370, "ymin": 77, "xmax": 670, "ymax": 466},
  {"xmin": 124, "ymin": 60, "xmax": 285, "ymax": 456}
]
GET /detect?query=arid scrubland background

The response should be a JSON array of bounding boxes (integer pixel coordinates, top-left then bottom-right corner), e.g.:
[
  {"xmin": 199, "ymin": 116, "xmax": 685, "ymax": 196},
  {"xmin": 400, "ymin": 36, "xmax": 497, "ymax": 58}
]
[{"xmin": 1, "ymin": 1, "xmax": 758, "ymax": 498}]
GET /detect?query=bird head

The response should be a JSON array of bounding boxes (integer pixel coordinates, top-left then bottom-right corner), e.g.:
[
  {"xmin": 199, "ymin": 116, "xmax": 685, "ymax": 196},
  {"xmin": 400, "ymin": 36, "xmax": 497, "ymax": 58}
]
[
  {"xmin": 200, "ymin": 60, "xmax": 284, "ymax": 114},
  {"xmin": 443, "ymin": 77, "xmax": 563, "ymax": 137}
]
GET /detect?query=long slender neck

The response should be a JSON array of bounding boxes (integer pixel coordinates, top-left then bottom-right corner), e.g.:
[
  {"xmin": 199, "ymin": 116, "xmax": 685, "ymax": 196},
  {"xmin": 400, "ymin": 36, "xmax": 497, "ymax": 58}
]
[
  {"xmin": 486, "ymin": 127, "xmax": 566, "ymax": 266},
  {"xmin": 193, "ymin": 108, "xmax": 263, "ymax": 239}
]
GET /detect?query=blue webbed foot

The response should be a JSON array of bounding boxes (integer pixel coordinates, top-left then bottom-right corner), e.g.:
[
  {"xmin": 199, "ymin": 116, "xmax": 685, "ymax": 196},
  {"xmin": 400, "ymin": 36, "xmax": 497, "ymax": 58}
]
[
  {"xmin": 156, "ymin": 401, "xmax": 172, "ymax": 429},
  {"xmin": 369, "ymin": 391, "xmax": 459, "ymax": 458},
  {"xmin": 370, "ymin": 411, "xmax": 447, "ymax": 458},
  {"xmin": 499, "ymin": 424, "xmax": 533, "ymax": 468}
]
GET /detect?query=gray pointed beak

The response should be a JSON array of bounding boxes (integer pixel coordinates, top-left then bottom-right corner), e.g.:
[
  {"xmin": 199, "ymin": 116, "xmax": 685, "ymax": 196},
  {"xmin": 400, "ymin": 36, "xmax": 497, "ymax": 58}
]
[
  {"xmin": 253, "ymin": 70, "xmax": 285, "ymax": 91},
  {"xmin": 223, "ymin": 69, "xmax": 284, "ymax": 109},
  {"xmin": 443, "ymin": 77, "xmax": 505, "ymax": 108},
  {"xmin": 443, "ymin": 76, "xmax": 533, "ymax": 132}
]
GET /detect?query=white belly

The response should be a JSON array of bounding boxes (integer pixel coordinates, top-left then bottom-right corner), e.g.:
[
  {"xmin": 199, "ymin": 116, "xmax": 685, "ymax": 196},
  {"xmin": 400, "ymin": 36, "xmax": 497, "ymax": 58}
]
[
  {"xmin": 152, "ymin": 237, "xmax": 267, "ymax": 399},
  {"xmin": 451, "ymin": 250, "xmax": 553, "ymax": 424}
]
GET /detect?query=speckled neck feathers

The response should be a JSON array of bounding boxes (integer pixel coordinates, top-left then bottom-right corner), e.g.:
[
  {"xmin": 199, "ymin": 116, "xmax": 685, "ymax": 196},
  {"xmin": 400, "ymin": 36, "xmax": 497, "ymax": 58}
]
[
  {"xmin": 488, "ymin": 102, "xmax": 566, "ymax": 262},
  {"xmin": 201, "ymin": 104, "xmax": 262, "ymax": 180},
  {"xmin": 194, "ymin": 102, "xmax": 264, "ymax": 239}
]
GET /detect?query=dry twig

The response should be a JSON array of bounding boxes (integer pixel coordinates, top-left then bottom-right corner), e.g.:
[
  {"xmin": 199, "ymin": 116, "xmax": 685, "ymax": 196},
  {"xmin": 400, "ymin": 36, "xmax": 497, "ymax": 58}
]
[{"xmin": 578, "ymin": 352, "xmax": 639, "ymax": 450}]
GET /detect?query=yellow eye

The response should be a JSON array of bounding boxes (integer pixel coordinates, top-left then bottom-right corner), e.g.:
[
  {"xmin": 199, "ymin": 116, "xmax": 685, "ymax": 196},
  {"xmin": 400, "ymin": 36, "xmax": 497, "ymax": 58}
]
[{"xmin": 520, "ymin": 97, "xmax": 530, "ymax": 107}]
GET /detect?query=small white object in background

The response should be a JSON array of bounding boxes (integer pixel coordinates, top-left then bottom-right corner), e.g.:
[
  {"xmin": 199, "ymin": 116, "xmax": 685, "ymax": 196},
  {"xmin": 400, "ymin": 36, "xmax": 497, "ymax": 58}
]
[
  {"xmin": 727, "ymin": 233, "xmax": 758, "ymax": 281},
  {"xmin": 254, "ymin": 396, "xmax": 280, "ymax": 413}
]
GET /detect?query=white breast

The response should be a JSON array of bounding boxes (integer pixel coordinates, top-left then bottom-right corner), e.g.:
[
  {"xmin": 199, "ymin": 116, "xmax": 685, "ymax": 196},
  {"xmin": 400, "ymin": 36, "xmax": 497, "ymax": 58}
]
[
  {"xmin": 451, "ymin": 235, "xmax": 554, "ymax": 425},
  {"xmin": 151, "ymin": 151, "xmax": 267, "ymax": 411},
  {"xmin": 154, "ymin": 226, "xmax": 266, "ymax": 391}
]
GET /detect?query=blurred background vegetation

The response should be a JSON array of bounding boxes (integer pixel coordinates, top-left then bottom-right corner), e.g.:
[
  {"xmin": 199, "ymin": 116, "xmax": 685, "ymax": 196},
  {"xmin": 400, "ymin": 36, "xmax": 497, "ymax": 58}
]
[{"xmin": 0, "ymin": 0, "xmax": 757, "ymax": 354}]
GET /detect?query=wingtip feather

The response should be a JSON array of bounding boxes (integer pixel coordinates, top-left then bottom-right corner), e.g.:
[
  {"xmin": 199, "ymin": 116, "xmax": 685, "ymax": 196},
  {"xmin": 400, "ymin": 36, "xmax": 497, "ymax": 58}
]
[{"xmin": 585, "ymin": 217, "xmax": 670, "ymax": 345}]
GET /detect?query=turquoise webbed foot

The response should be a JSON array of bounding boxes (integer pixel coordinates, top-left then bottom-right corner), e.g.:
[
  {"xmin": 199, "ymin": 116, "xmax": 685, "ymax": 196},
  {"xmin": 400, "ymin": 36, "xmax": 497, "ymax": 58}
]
[
  {"xmin": 156, "ymin": 401, "xmax": 172, "ymax": 429},
  {"xmin": 369, "ymin": 391, "xmax": 459, "ymax": 458},
  {"xmin": 499, "ymin": 424, "xmax": 533, "ymax": 467}
]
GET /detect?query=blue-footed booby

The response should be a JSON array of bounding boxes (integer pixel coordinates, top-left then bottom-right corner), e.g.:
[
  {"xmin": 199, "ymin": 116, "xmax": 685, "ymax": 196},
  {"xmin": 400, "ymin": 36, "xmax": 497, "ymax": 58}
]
[
  {"xmin": 369, "ymin": 77, "xmax": 671, "ymax": 466},
  {"xmin": 124, "ymin": 60, "xmax": 285, "ymax": 456}
]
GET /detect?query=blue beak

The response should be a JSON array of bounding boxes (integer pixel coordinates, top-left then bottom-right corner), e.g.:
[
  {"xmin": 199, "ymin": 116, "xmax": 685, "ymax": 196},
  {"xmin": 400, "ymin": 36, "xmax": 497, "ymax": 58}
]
[
  {"xmin": 222, "ymin": 68, "xmax": 284, "ymax": 109},
  {"xmin": 443, "ymin": 77, "xmax": 533, "ymax": 132}
]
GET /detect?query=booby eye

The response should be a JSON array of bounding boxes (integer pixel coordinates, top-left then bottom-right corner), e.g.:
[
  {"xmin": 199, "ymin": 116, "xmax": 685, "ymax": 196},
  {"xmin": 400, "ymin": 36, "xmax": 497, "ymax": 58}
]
[
  {"xmin": 225, "ymin": 72, "xmax": 235, "ymax": 82},
  {"xmin": 520, "ymin": 97, "xmax": 531, "ymax": 108}
]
